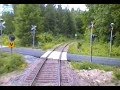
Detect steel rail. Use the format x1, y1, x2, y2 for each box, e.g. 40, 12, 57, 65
30, 43, 69, 86
58, 43, 69, 86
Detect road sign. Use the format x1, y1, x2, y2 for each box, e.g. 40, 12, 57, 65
9, 35, 15, 42
9, 42, 15, 48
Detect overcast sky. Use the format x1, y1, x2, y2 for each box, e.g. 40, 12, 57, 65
60, 4, 88, 11
0, 4, 88, 16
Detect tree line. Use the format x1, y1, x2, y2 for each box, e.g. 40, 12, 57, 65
2, 4, 120, 47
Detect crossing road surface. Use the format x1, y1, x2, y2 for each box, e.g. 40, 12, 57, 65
1, 46, 120, 66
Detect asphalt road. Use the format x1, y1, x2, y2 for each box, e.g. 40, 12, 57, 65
1, 47, 120, 66
1, 47, 45, 58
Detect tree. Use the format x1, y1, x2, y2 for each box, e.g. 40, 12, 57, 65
55, 4, 64, 35
44, 4, 57, 35
14, 4, 43, 46
63, 8, 76, 38
2, 12, 15, 35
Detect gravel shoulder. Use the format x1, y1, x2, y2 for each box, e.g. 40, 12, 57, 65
68, 62, 120, 86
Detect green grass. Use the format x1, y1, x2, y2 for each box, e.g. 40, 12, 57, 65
71, 61, 120, 80
40, 42, 61, 50
68, 41, 120, 58
39, 35, 70, 50
0, 53, 27, 75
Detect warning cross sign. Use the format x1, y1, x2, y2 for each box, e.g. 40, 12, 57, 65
9, 42, 15, 48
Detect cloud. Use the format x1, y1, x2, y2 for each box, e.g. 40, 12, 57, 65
61, 4, 88, 11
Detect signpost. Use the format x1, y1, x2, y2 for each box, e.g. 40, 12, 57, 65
9, 34, 15, 55
90, 21, 94, 62
31, 25, 37, 48
109, 23, 114, 56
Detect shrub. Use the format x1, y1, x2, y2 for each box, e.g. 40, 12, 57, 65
0, 53, 27, 75
2, 35, 9, 46
38, 33, 54, 43
113, 68, 120, 80
69, 41, 120, 58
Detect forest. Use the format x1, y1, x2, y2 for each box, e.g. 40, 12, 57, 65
1, 4, 120, 57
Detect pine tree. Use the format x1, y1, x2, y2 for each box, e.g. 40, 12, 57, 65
14, 4, 43, 46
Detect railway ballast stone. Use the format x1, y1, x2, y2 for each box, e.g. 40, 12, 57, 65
74, 69, 113, 86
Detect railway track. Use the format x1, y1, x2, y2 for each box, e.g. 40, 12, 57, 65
20, 43, 70, 86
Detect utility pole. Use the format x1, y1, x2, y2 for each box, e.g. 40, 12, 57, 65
31, 25, 37, 48
109, 23, 114, 56
90, 21, 94, 62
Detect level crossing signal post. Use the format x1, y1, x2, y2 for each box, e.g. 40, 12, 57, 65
109, 23, 114, 56
90, 21, 94, 62
31, 25, 37, 48
9, 35, 15, 55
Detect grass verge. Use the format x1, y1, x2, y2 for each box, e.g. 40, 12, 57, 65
0, 53, 27, 76
68, 41, 120, 58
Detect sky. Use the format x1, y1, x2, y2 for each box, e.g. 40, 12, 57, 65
60, 4, 88, 11
0, 4, 88, 16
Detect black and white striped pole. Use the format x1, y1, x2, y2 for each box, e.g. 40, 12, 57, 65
109, 23, 114, 56
31, 25, 37, 48
90, 21, 94, 62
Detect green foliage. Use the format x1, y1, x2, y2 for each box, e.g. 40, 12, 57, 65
0, 53, 27, 75
14, 4, 44, 46
69, 41, 120, 58
113, 68, 120, 80
2, 12, 15, 35
71, 61, 120, 80
77, 42, 82, 49
44, 4, 57, 34
2, 35, 20, 47
63, 8, 76, 38
69, 42, 79, 54
38, 33, 54, 43
41, 42, 56, 50
38, 33, 68, 50
2, 35, 9, 46
86, 4, 120, 45
1, 4, 120, 48
71, 61, 113, 70
111, 45, 120, 56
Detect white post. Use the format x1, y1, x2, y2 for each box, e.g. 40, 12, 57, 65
31, 25, 36, 48
33, 32, 35, 48
90, 22, 94, 62
110, 27, 113, 56
109, 23, 114, 56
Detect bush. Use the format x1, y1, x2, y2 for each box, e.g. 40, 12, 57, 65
69, 41, 120, 58
54, 35, 67, 42
38, 34, 68, 50
2, 35, 9, 46
0, 53, 27, 75
41, 42, 55, 50
38, 33, 54, 43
